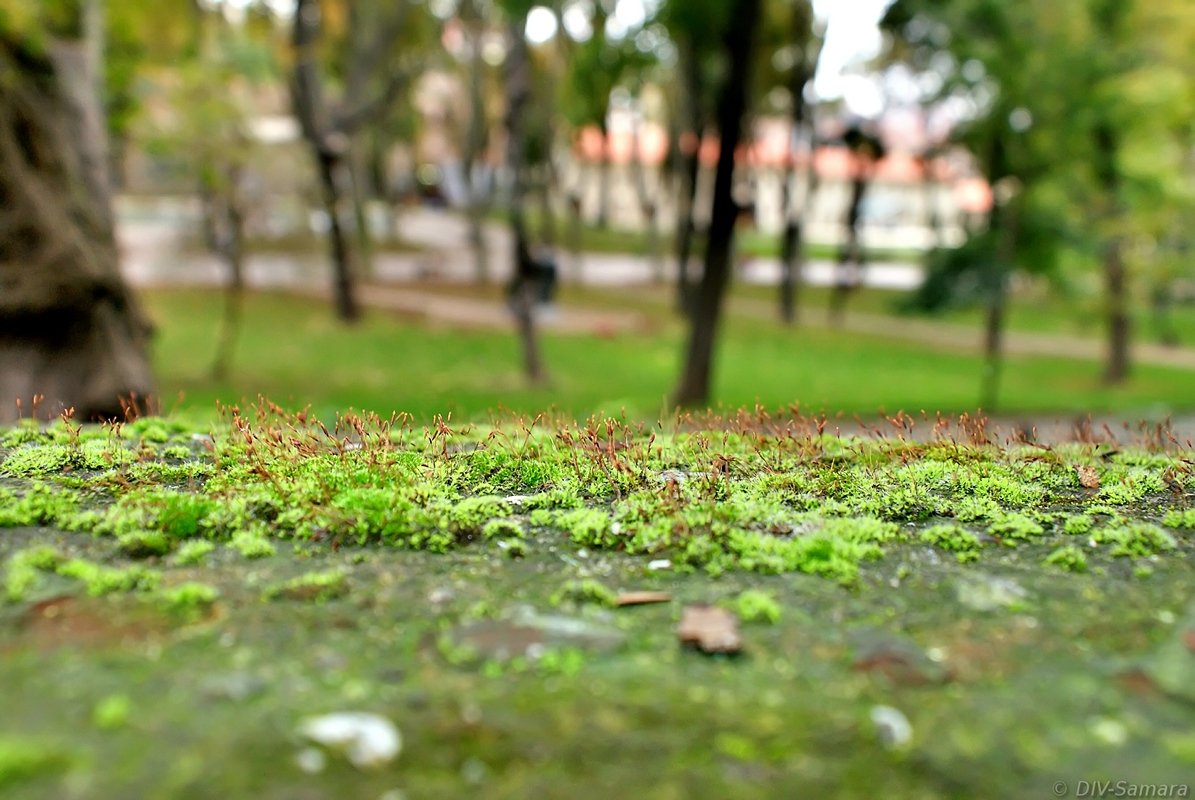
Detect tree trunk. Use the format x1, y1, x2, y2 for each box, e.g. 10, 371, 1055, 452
1094, 123, 1129, 384
980, 139, 1015, 413
504, 17, 548, 386
316, 148, 361, 322
777, 0, 817, 325
595, 116, 611, 230
463, 21, 491, 284
0, 29, 154, 422
829, 170, 867, 326
201, 167, 246, 381
672, 0, 761, 407
674, 36, 704, 315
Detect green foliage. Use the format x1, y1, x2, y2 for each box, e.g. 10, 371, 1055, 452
731, 589, 781, 624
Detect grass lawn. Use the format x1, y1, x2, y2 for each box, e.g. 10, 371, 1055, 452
144, 288, 1195, 423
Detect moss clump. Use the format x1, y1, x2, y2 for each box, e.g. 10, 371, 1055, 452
1161, 509, 1195, 529
56, 559, 160, 597
551, 579, 618, 607
732, 589, 781, 624
482, 518, 524, 541
920, 524, 981, 553
0, 483, 78, 528
1045, 544, 1088, 573
557, 509, 617, 548
157, 582, 220, 617
0, 737, 72, 788
172, 540, 216, 566
117, 530, 173, 558
1094, 522, 1176, 558
92, 695, 132, 730
1, 440, 134, 477
263, 569, 348, 602
986, 513, 1045, 543
229, 530, 276, 560
1062, 514, 1095, 535
3, 546, 62, 602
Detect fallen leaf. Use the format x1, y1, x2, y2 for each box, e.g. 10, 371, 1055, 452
616, 591, 672, 607
678, 605, 742, 655
1076, 465, 1100, 489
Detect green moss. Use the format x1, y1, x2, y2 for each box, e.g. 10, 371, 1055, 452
172, 540, 216, 566
732, 589, 781, 624
117, 530, 173, 558
482, 518, 524, 540
551, 578, 618, 607
0, 483, 79, 528
986, 513, 1045, 543
4, 546, 62, 602
1094, 522, 1177, 558
263, 568, 348, 602
920, 524, 981, 553
0, 737, 71, 788
1044, 544, 1088, 573
557, 508, 617, 548
92, 694, 132, 730
229, 530, 276, 560
158, 582, 220, 616
1161, 509, 1195, 529
56, 559, 160, 596
1, 439, 134, 477
1062, 514, 1095, 535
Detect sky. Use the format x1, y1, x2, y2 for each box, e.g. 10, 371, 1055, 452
813, 0, 897, 116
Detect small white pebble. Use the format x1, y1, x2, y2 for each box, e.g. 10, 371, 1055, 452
648, 559, 672, 571
294, 747, 326, 774
299, 712, 401, 769
870, 705, 913, 749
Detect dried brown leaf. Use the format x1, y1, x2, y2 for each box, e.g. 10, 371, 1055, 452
677, 605, 742, 655
1076, 465, 1100, 489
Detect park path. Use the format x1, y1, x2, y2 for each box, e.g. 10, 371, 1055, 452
117, 203, 1195, 369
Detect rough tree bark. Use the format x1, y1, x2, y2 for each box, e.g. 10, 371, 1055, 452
503, 16, 548, 385
672, 0, 761, 407
0, 22, 154, 422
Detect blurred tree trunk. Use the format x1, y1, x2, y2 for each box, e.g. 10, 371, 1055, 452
777, 0, 818, 325
980, 138, 1014, 412
504, 15, 548, 385
673, 36, 704, 315
200, 165, 247, 381
0, 20, 154, 421
1094, 122, 1129, 384
673, 0, 761, 407
290, 0, 412, 323
461, 0, 491, 284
